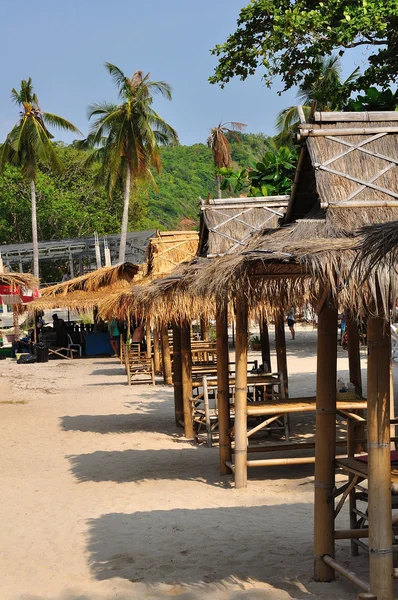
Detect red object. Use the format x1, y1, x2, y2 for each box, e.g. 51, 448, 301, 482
0, 284, 39, 305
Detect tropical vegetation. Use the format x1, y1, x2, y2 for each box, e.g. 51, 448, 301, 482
81, 64, 178, 262
0, 78, 80, 276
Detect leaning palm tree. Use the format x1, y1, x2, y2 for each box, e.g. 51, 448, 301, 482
275, 55, 360, 144
207, 122, 246, 198
83, 64, 178, 263
0, 78, 80, 277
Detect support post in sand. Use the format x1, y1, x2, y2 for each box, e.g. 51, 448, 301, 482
172, 323, 183, 427
216, 302, 231, 475
200, 316, 210, 342
367, 312, 393, 600
314, 295, 338, 582
160, 324, 172, 385
275, 311, 289, 440
347, 312, 365, 455
181, 321, 194, 440
153, 326, 161, 374
145, 320, 152, 360
234, 296, 248, 488
259, 316, 271, 372
347, 313, 362, 395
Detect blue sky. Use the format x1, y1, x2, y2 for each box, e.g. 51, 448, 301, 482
0, 0, 372, 146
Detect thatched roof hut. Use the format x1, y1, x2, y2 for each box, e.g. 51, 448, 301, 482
145, 230, 198, 277
193, 112, 398, 316
0, 271, 39, 290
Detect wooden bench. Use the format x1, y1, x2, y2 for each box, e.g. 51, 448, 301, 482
125, 343, 155, 386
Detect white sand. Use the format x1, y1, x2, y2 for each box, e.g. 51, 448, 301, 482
0, 325, 387, 600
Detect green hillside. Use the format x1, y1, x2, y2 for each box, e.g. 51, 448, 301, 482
0, 132, 271, 245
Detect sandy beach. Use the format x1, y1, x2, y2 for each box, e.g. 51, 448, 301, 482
0, 325, 388, 600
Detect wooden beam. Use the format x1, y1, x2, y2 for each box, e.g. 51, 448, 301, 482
172, 324, 183, 427
367, 310, 393, 600
259, 317, 271, 372
234, 296, 248, 488
153, 325, 161, 374
181, 321, 194, 440
216, 302, 232, 475
314, 296, 338, 582
160, 324, 172, 385
314, 111, 398, 123
300, 126, 398, 137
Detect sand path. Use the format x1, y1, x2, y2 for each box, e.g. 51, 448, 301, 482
0, 326, 381, 600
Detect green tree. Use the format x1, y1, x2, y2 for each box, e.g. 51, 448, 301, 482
207, 122, 246, 198
210, 0, 397, 94
248, 145, 298, 196
83, 64, 178, 263
345, 86, 398, 111
275, 55, 359, 145
0, 78, 80, 277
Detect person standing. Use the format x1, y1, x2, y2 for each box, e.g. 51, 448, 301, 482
108, 319, 120, 357
287, 308, 296, 340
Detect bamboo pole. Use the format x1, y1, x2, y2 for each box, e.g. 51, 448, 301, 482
153, 325, 161, 374
145, 320, 151, 360
216, 302, 232, 475
181, 321, 194, 440
200, 316, 210, 342
172, 323, 183, 427
314, 297, 338, 582
275, 311, 289, 440
347, 313, 365, 455
160, 324, 172, 385
367, 313, 393, 600
234, 296, 248, 489
322, 555, 370, 592
259, 317, 271, 372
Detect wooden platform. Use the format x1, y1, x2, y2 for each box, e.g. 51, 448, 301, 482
246, 398, 367, 417
337, 456, 398, 492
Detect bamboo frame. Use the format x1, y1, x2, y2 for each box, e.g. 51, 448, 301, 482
216, 302, 232, 475
275, 311, 289, 441
160, 324, 172, 385
367, 311, 393, 600
314, 297, 338, 582
234, 296, 248, 488
145, 320, 151, 360
172, 323, 183, 427
153, 326, 161, 374
181, 321, 194, 440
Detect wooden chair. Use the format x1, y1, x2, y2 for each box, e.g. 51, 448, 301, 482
125, 342, 155, 386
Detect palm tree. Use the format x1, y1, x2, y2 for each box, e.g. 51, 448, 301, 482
83, 64, 178, 263
275, 55, 359, 144
0, 79, 80, 278
207, 122, 246, 198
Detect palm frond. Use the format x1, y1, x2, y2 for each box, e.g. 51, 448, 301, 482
43, 113, 82, 135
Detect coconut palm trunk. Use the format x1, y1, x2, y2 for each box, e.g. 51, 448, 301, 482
30, 180, 39, 278
216, 174, 222, 199
119, 165, 131, 263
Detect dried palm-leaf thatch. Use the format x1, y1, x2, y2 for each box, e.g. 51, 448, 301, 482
145, 230, 198, 277
0, 271, 39, 289
41, 263, 139, 297
355, 221, 398, 276
193, 113, 398, 318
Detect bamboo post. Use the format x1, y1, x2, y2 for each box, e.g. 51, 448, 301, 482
259, 317, 272, 372
314, 296, 338, 582
172, 323, 183, 427
367, 313, 393, 600
145, 320, 151, 360
347, 313, 365, 453
153, 325, 161, 374
160, 324, 172, 385
216, 302, 232, 475
275, 311, 289, 440
200, 316, 210, 342
235, 296, 248, 489
181, 321, 194, 440
203, 375, 212, 447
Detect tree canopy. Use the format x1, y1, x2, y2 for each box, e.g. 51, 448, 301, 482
210, 0, 397, 93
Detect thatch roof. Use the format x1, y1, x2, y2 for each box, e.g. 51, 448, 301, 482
145, 230, 198, 276
41, 263, 139, 297
356, 221, 398, 275
192, 112, 398, 317
198, 196, 289, 257
0, 271, 39, 289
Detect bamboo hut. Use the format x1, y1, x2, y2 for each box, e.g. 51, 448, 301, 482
145, 230, 199, 277
192, 111, 398, 599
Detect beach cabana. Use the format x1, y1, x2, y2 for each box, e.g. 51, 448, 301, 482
193, 111, 398, 599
